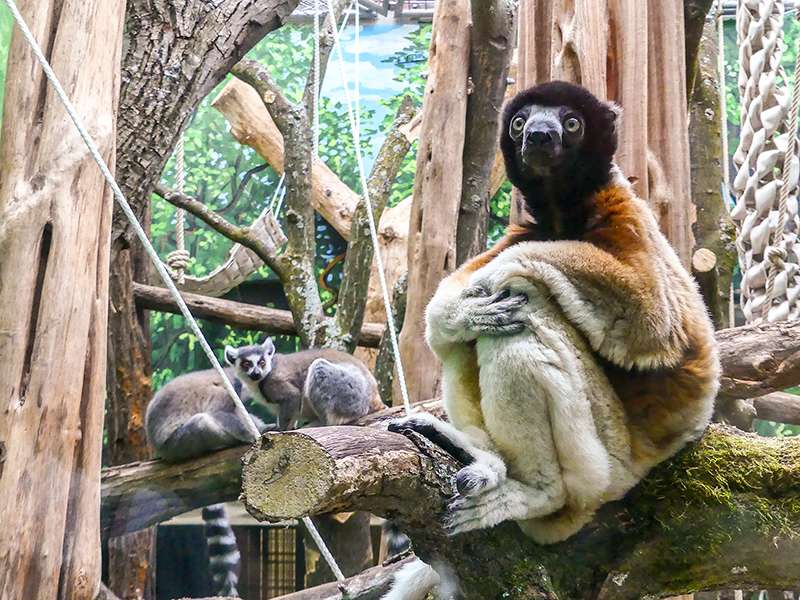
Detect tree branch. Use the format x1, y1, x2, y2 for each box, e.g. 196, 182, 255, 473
753, 391, 800, 426
240, 424, 800, 598
234, 60, 327, 345
717, 320, 800, 401
456, 0, 517, 265
100, 322, 800, 539
334, 97, 416, 349
302, 0, 350, 122
153, 183, 287, 278
132, 283, 384, 347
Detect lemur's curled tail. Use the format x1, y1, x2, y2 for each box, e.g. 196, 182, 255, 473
202, 504, 241, 597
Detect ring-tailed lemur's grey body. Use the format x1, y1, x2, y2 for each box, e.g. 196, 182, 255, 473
146, 338, 383, 596
224, 338, 384, 430
145, 367, 269, 598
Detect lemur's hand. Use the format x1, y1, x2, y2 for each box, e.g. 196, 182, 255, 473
446, 286, 528, 341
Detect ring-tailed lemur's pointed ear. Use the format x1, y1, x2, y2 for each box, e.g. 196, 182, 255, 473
224, 345, 237, 366
262, 337, 276, 355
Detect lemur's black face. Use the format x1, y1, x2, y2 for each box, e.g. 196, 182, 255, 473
507, 104, 586, 176
500, 81, 619, 191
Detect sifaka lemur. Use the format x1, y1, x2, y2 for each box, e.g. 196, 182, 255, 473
224, 337, 384, 430
383, 81, 720, 599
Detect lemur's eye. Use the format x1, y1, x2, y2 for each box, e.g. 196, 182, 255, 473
258, 359, 266, 368
241, 360, 251, 369
510, 116, 526, 137
564, 117, 581, 133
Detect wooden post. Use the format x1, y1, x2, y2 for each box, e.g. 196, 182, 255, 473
0, 0, 124, 597
647, 0, 694, 264
396, 0, 471, 403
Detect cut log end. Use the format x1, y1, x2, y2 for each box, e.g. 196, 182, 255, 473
241, 431, 336, 521
692, 247, 717, 273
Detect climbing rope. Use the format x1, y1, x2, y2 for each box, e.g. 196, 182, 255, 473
731, 0, 800, 323
324, 0, 414, 415
765, 14, 800, 317
167, 134, 190, 284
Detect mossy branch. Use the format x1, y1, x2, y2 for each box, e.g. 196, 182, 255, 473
240, 424, 800, 599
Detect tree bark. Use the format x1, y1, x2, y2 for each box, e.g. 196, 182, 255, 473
107, 2, 297, 596
456, 0, 516, 264
397, 0, 471, 403
240, 424, 800, 599
647, 0, 694, 264
684, 0, 715, 96
689, 18, 736, 329
132, 283, 384, 348
753, 392, 800, 426
0, 0, 124, 597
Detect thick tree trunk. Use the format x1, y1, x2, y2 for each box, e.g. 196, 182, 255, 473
0, 0, 124, 597
689, 19, 736, 329
397, 0, 471, 403
106, 2, 297, 595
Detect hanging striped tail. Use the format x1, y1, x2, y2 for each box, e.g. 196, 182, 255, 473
202, 503, 241, 597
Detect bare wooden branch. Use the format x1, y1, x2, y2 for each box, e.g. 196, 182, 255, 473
398, 0, 471, 403
212, 78, 358, 238
153, 183, 287, 278
271, 556, 415, 600
240, 424, 800, 598
132, 283, 384, 347
684, 0, 715, 95
753, 391, 800, 426
101, 446, 247, 538
232, 60, 326, 345
302, 0, 349, 121
335, 97, 416, 348
375, 274, 408, 404
456, 0, 517, 265
717, 320, 800, 401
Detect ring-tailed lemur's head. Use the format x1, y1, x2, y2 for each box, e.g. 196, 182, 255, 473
224, 338, 276, 382
500, 81, 621, 184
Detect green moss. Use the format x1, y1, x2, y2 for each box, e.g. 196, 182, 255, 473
635, 427, 800, 550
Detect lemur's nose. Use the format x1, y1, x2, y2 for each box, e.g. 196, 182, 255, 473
528, 130, 552, 146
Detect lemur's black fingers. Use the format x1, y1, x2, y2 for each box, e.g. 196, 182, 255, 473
388, 417, 475, 466
462, 284, 491, 299
455, 467, 491, 497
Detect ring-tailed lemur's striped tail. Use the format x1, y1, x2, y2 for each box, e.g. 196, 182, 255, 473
202, 504, 241, 597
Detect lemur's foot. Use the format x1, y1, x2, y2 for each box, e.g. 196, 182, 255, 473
388, 412, 475, 466
444, 483, 528, 536
389, 412, 507, 497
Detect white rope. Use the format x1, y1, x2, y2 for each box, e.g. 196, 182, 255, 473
312, 0, 321, 158
324, 0, 413, 414
2, 0, 261, 441
302, 515, 346, 584
354, 1, 360, 134
167, 134, 190, 283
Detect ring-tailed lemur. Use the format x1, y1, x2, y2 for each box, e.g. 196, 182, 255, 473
224, 337, 384, 430
145, 366, 270, 598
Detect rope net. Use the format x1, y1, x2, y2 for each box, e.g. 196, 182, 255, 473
732, 0, 800, 322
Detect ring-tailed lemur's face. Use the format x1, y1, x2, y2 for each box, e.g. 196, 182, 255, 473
224, 338, 276, 382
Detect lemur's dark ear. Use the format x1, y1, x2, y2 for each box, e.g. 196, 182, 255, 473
262, 337, 276, 355
224, 345, 237, 366
606, 101, 623, 124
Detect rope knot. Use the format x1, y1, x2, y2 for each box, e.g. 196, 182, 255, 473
167, 249, 191, 272
765, 245, 788, 267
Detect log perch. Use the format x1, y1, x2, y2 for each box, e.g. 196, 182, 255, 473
240, 425, 800, 599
